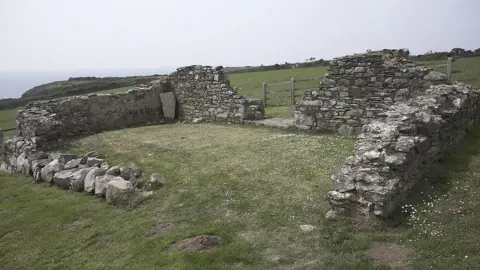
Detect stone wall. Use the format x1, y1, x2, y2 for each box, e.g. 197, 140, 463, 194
12, 66, 264, 149
16, 80, 172, 146
169, 65, 264, 123
327, 82, 480, 218
0, 135, 159, 208
293, 49, 449, 135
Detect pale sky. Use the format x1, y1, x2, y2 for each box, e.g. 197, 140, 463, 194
1, 0, 479, 72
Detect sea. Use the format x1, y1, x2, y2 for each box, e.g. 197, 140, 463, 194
0, 68, 176, 99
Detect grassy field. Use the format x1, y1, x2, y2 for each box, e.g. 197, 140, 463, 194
2, 123, 480, 269
0, 107, 20, 136
228, 66, 328, 107
416, 57, 480, 89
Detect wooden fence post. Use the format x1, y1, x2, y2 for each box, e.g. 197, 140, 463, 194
447, 57, 453, 80
0, 129, 4, 155
262, 82, 267, 108
290, 78, 296, 105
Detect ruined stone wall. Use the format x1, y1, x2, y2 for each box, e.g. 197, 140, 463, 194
294, 49, 450, 135
16, 80, 172, 146
169, 65, 264, 123
328, 82, 480, 218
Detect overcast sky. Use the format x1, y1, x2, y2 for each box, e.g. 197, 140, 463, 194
1, 0, 479, 72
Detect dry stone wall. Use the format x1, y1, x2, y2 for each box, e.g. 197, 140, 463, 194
16, 80, 172, 147
294, 49, 449, 135
169, 65, 264, 123
327, 82, 480, 218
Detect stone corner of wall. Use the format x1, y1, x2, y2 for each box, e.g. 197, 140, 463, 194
326, 82, 480, 219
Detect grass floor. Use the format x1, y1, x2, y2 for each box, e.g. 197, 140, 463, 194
2, 123, 480, 269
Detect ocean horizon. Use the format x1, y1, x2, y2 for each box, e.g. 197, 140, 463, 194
0, 67, 176, 99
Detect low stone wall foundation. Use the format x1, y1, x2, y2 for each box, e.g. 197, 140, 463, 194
327, 82, 480, 218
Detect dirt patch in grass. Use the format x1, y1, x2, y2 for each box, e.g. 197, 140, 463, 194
144, 223, 174, 237
366, 242, 413, 268
167, 235, 221, 253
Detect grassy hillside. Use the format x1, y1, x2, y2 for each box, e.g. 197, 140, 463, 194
228, 66, 328, 107
0, 107, 20, 136
1, 123, 480, 269
0, 75, 164, 110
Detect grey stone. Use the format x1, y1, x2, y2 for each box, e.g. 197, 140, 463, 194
86, 158, 103, 167
354, 66, 365, 73
84, 151, 101, 158
160, 92, 176, 120
106, 178, 153, 208
149, 173, 166, 190
58, 154, 78, 164
192, 118, 203, 124
53, 169, 78, 189
119, 163, 142, 180
105, 178, 135, 206
106, 166, 121, 176
27, 151, 48, 162
84, 168, 107, 193
40, 159, 65, 183
94, 175, 117, 197
424, 71, 447, 81
64, 158, 83, 170
70, 168, 95, 192
32, 159, 51, 182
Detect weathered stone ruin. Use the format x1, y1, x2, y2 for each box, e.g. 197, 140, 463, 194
170, 65, 265, 123
293, 49, 449, 135
308, 50, 480, 218
327, 82, 479, 218
1, 65, 264, 208
2, 50, 479, 219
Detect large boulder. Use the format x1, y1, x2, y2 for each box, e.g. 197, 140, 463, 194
119, 163, 142, 180
48, 153, 77, 164
53, 169, 79, 189
86, 158, 103, 167
148, 173, 166, 190
40, 160, 65, 183
16, 153, 31, 176
84, 168, 107, 194
106, 178, 152, 208
0, 162, 11, 174
106, 166, 121, 176
94, 175, 117, 197
64, 157, 87, 170
70, 168, 95, 192
32, 159, 51, 182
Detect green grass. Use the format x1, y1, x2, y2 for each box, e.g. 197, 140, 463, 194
88, 86, 133, 95
228, 66, 328, 107
2, 123, 480, 269
0, 107, 21, 136
415, 57, 480, 89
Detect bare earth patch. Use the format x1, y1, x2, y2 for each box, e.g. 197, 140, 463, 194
144, 223, 174, 237
167, 235, 221, 253
366, 242, 414, 268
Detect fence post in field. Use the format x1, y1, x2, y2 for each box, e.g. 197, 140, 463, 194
262, 82, 267, 108
290, 78, 296, 105
446, 57, 453, 80
0, 129, 4, 155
